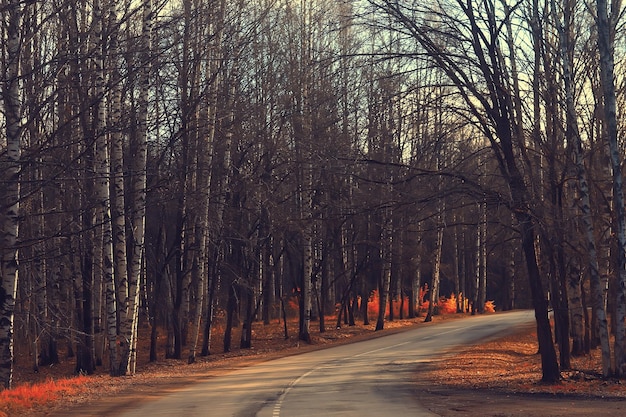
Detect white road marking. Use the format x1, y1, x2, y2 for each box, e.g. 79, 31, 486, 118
271, 322, 499, 416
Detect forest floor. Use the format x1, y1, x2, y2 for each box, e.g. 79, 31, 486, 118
10, 312, 626, 417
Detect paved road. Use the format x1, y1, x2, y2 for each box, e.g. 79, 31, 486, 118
115, 310, 535, 417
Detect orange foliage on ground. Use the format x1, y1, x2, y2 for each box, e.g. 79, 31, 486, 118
421, 295, 456, 315
286, 295, 300, 317
367, 290, 380, 317
368, 289, 472, 318
484, 300, 496, 313
0, 375, 90, 416
437, 295, 458, 315
423, 294, 495, 314
367, 290, 409, 318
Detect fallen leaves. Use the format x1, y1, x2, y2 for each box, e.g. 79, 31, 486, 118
420, 325, 626, 399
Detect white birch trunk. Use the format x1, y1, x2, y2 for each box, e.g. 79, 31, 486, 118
200, 7, 225, 355
107, 4, 131, 376
478, 198, 487, 312
473, 204, 481, 314
0, 0, 22, 390
299, 79, 314, 340
188, 0, 219, 363
553, 0, 604, 362
187, 87, 211, 365
92, 0, 118, 376
127, 0, 153, 375
596, 0, 626, 376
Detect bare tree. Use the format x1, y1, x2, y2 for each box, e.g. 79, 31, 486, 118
596, 0, 626, 376
553, 0, 609, 371
126, 0, 153, 375
0, 0, 22, 390
370, 0, 560, 381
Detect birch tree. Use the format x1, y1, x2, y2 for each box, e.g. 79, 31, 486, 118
596, 0, 626, 376
0, 0, 22, 390
425, 153, 444, 322
106, 1, 134, 377
90, 0, 118, 376
122, 0, 153, 375
282, 0, 314, 342
554, 0, 609, 370
187, 0, 215, 364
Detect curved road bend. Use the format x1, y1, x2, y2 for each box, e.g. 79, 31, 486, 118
114, 310, 535, 417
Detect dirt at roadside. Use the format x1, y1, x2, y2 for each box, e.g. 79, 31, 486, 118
414, 325, 626, 416
414, 385, 626, 417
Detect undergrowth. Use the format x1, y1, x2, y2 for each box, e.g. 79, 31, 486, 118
0, 375, 90, 416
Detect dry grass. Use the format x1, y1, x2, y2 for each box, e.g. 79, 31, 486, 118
0, 375, 91, 417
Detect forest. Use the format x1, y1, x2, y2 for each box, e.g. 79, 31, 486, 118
0, 0, 625, 390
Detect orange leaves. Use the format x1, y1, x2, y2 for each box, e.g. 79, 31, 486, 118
368, 290, 471, 318
437, 295, 458, 315
484, 300, 496, 313
422, 293, 459, 315
367, 290, 380, 317
0, 375, 90, 415
364, 290, 495, 318
286, 295, 300, 317
367, 290, 409, 318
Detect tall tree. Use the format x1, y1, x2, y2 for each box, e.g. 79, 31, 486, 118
187, 0, 216, 364
107, 1, 132, 377
371, 0, 560, 382
596, 0, 626, 376
132, 0, 153, 373
425, 153, 445, 322
554, 0, 609, 370
0, 0, 22, 390
92, 0, 117, 376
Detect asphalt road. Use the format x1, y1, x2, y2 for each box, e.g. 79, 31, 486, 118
115, 310, 536, 417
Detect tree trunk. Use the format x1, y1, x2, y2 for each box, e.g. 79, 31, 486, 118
516, 208, 560, 382
91, 0, 119, 377
505, 221, 516, 311
376, 215, 392, 330
425, 209, 443, 322
300, 223, 313, 342
478, 199, 487, 313
240, 290, 255, 349
596, 0, 626, 376
0, 0, 21, 390
552, 0, 603, 362
568, 257, 585, 356
75, 258, 94, 375
201, 253, 220, 356
411, 223, 422, 318
223, 284, 237, 353
452, 216, 461, 313
122, 0, 152, 375
108, 4, 131, 376
427, 148, 445, 324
